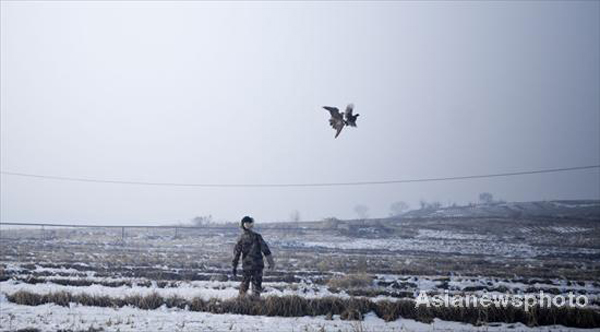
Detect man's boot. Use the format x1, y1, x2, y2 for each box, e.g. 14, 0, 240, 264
250, 291, 261, 300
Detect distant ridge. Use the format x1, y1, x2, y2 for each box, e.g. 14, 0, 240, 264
397, 200, 600, 220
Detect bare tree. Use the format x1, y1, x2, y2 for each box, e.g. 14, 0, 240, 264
289, 210, 301, 223
389, 201, 409, 216
430, 201, 442, 209
419, 200, 441, 210
354, 204, 369, 219
192, 215, 213, 226
479, 192, 494, 205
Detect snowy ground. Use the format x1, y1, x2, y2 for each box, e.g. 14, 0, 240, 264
1, 216, 599, 331
0, 296, 591, 332
3, 264, 599, 304
1, 263, 599, 331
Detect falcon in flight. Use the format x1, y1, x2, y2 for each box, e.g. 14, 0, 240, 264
322, 104, 359, 138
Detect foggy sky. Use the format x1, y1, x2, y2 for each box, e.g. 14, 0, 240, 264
1, 1, 599, 225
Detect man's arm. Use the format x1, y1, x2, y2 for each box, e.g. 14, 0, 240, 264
232, 238, 242, 275
259, 235, 275, 270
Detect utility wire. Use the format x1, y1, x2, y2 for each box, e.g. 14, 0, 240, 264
1, 165, 598, 188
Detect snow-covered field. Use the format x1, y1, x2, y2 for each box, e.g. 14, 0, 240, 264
2, 297, 592, 332
1, 216, 599, 331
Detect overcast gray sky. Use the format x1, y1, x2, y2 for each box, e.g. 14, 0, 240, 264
1, 1, 599, 225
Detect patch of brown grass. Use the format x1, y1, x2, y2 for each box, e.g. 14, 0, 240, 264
327, 273, 374, 290
6, 290, 600, 328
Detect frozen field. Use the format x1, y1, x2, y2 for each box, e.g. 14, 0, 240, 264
1, 214, 600, 331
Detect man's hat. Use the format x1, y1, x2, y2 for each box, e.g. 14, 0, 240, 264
240, 216, 254, 227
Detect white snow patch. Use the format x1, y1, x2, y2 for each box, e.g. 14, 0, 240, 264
0, 300, 591, 332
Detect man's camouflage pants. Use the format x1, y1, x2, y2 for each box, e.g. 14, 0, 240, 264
239, 268, 263, 296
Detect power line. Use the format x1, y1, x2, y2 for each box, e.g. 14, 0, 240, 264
1, 165, 598, 188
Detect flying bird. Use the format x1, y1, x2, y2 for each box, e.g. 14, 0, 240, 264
323, 106, 346, 138
322, 104, 359, 138
344, 103, 359, 127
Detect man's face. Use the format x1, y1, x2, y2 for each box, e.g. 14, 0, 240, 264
244, 221, 254, 229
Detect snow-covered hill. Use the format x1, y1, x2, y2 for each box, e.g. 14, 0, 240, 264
398, 200, 600, 220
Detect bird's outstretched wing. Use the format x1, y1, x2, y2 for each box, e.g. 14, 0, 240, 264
323, 105, 346, 138
323, 106, 343, 121
334, 124, 344, 138
344, 104, 354, 117
344, 103, 359, 127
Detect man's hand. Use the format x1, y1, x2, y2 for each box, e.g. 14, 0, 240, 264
266, 255, 275, 271
232, 267, 237, 277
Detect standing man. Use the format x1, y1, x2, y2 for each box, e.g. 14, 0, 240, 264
232, 216, 275, 298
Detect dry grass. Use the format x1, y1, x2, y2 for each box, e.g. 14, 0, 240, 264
7, 290, 600, 328
7, 276, 159, 288
327, 273, 374, 289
